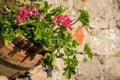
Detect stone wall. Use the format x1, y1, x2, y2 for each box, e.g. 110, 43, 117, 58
0, 0, 120, 80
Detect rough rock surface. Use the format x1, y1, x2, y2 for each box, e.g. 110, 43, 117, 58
0, 0, 120, 80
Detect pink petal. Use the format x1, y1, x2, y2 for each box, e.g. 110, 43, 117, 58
22, 13, 28, 18
26, 5, 30, 10
28, 11, 33, 17
32, 6, 39, 15
19, 7, 26, 16
16, 16, 23, 25
38, 14, 44, 19
66, 25, 72, 31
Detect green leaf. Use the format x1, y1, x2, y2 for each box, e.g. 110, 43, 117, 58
42, 54, 56, 67
63, 56, 78, 79
37, 1, 52, 13
63, 67, 76, 79
3, 28, 15, 45
84, 44, 91, 52
63, 56, 78, 67
84, 44, 93, 59
78, 10, 90, 27
71, 56, 78, 67
15, 28, 24, 37
63, 57, 70, 65
1, 18, 15, 45
10, 8, 18, 15
72, 40, 79, 47
50, 6, 67, 16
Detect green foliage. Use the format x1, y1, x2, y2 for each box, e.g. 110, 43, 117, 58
50, 6, 67, 16
80, 44, 93, 62
78, 10, 90, 26
0, 15, 16, 45
36, 1, 52, 14
84, 44, 93, 59
15, 28, 24, 37
0, 1, 93, 79
41, 54, 56, 67
63, 56, 78, 79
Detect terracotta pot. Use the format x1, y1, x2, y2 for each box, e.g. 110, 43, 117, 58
0, 36, 45, 79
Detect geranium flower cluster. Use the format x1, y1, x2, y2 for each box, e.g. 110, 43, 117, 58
52, 15, 73, 31
16, 5, 44, 25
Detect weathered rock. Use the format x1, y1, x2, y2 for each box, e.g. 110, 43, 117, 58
0, 76, 9, 80
1, 0, 120, 80
90, 28, 120, 55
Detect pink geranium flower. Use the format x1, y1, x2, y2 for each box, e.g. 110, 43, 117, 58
16, 5, 44, 25
32, 6, 39, 15
19, 7, 27, 16
28, 11, 33, 17
52, 15, 73, 30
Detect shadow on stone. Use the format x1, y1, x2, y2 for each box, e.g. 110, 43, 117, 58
12, 72, 32, 80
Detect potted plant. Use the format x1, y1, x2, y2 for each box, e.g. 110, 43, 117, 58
0, 0, 93, 79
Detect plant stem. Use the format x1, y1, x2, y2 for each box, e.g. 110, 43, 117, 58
54, 27, 60, 32
71, 19, 79, 25
54, 26, 64, 33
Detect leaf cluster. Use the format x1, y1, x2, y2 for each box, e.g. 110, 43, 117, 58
63, 56, 78, 79
81, 44, 93, 62
78, 10, 90, 26
0, 1, 93, 79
